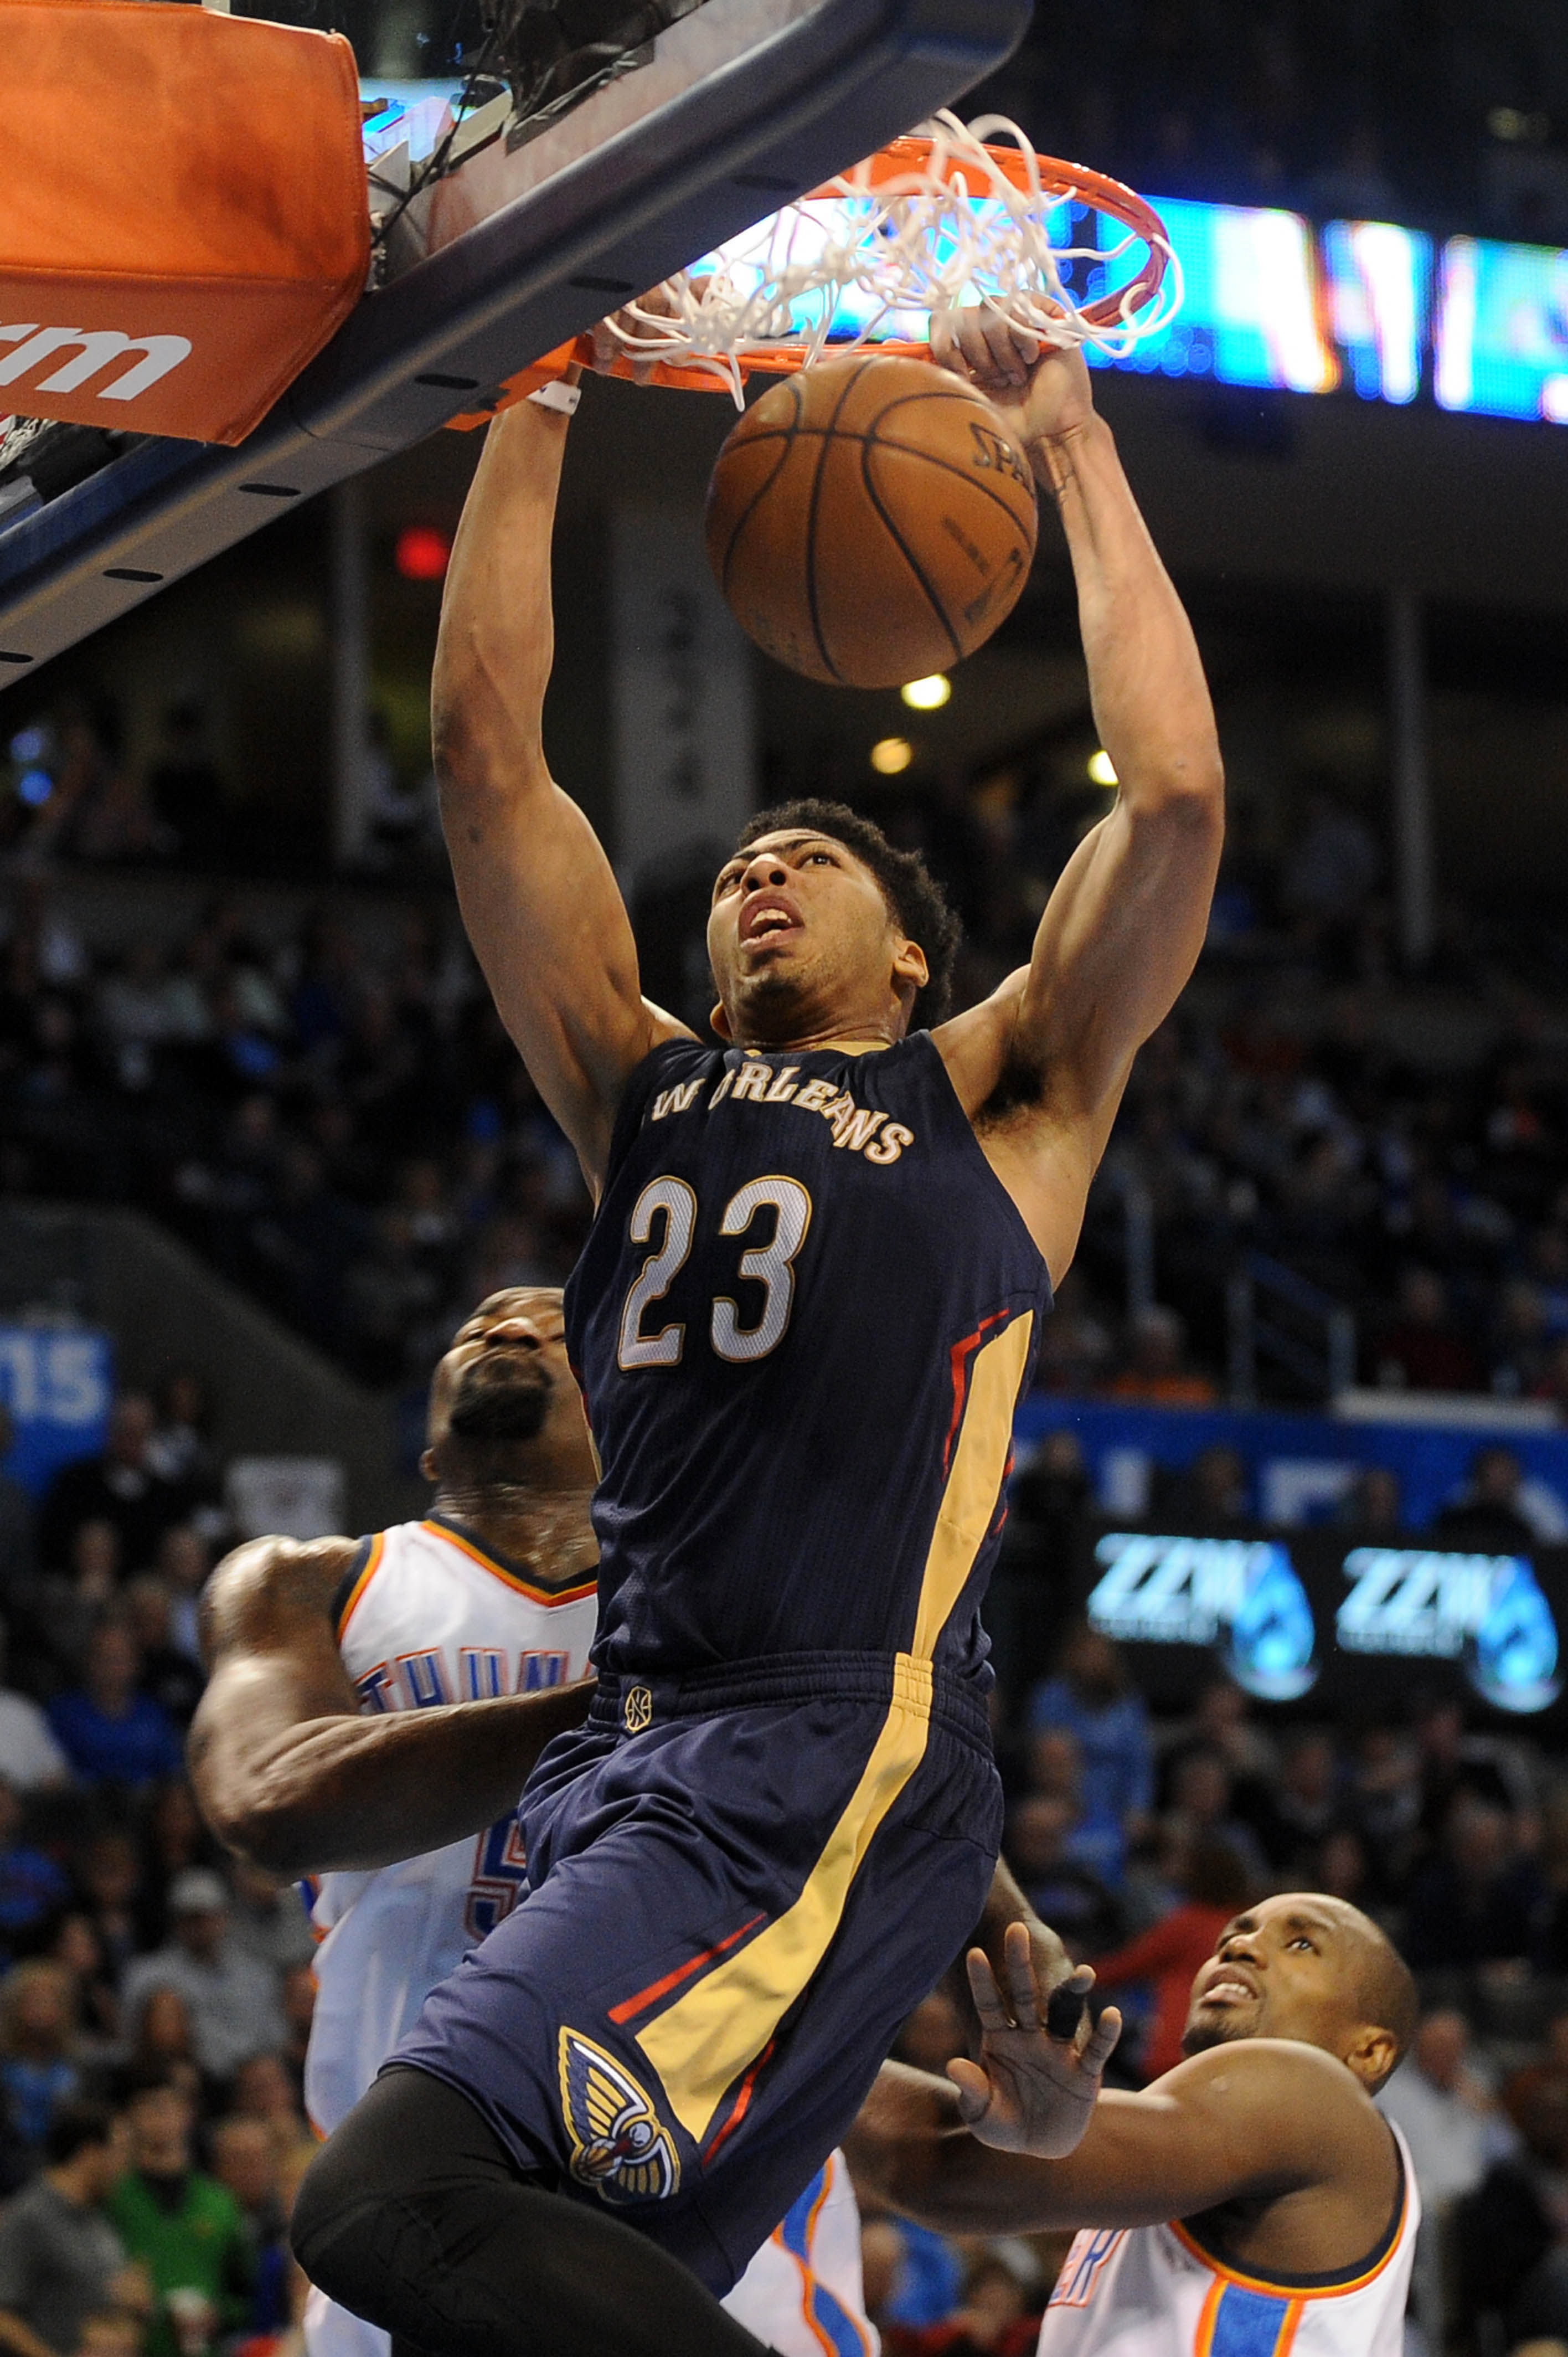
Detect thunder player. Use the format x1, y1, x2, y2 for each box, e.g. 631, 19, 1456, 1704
190, 1287, 883, 2357
293, 318, 1223, 2356
850, 1896, 1420, 2357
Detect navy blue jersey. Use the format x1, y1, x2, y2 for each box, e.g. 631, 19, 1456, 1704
564, 1031, 1051, 1686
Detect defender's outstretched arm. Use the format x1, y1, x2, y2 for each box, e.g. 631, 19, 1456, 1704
932, 329, 1223, 1275
189, 1537, 594, 1877
848, 2040, 1379, 2240
435, 392, 692, 1190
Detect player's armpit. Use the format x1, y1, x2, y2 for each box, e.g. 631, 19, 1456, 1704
189, 1536, 594, 1877
434, 397, 694, 1191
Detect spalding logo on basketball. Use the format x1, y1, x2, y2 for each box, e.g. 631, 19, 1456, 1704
704, 353, 1039, 689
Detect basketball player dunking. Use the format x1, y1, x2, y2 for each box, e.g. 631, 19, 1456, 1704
293, 318, 1219, 2356
849, 1896, 1420, 2357
192, 1287, 891, 2357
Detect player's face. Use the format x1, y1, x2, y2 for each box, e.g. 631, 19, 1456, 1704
706, 831, 926, 1044
427, 1289, 596, 1487
1182, 1894, 1370, 2062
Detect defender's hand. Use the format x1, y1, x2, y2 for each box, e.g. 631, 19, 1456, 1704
947, 1920, 1121, 2156
930, 307, 1096, 447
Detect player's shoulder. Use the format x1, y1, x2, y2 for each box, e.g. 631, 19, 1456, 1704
200, 1530, 363, 1658
1162, 2039, 1388, 2139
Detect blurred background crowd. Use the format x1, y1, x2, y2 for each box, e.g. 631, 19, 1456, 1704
0, 1345, 1556, 2357
8, 698, 1568, 1421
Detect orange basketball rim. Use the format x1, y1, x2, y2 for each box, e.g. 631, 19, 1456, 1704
448, 122, 1176, 425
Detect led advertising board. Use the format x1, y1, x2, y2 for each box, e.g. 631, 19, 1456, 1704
1079, 1525, 1567, 1716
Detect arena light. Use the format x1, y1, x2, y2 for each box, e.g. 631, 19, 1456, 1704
1088, 748, 1118, 786
870, 737, 914, 775
394, 526, 451, 581
900, 674, 951, 711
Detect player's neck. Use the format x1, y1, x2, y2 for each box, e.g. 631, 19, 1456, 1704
431, 1481, 598, 1593
730, 1015, 902, 1054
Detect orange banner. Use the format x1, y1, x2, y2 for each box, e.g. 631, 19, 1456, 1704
0, 0, 369, 446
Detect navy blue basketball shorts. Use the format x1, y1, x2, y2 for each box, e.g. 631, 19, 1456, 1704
391, 1650, 1002, 2294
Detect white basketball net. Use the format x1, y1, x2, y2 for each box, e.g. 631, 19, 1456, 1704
595, 111, 1182, 402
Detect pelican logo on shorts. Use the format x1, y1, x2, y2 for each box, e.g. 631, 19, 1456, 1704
0, 324, 193, 405
622, 1684, 653, 1733
556, 2029, 680, 2203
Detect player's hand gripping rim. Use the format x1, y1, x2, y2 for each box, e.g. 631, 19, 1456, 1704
947, 1919, 1121, 2157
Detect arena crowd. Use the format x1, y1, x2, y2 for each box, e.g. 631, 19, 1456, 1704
0, 1370, 1550, 2355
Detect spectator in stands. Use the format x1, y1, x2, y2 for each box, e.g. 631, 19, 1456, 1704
225, 2056, 313, 2178
890, 2252, 1036, 2357
1335, 1466, 1405, 1533
0, 2099, 145, 2357
45, 1918, 119, 2059
1091, 1836, 1252, 2083
49, 1520, 120, 1664
0, 1965, 81, 2159
1412, 1692, 1537, 1843
1457, 2062, 1568, 2348
208, 2119, 291, 2336
1156, 1444, 1250, 1527
123, 1989, 202, 2111
1313, 1825, 1376, 1913
1404, 1798, 1548, 1972
1005, 1796, 1125, 1957
136, 1784, 221, 1954
152, 1532, 209, 1671
1027, 1625, 1152, 1887
0, 1787, 68, 1959
1259, 1730, 1343, 1877
120, 1872, 283, 2087
277, 1968, 313, 2103
1161, 1749, 1270, 1890
1345, 1725, 1421, 1887
47, 1623, 182, 1790
121, 1581, 202, 1730
38, 1398, 188, 1578
1105, 1306, 1217, 1406
145, 1378, 218, 1502
73, 1835, 142, 1990
1434, 1445, 1566, 1551
224, 1864, 312, 1981
1375, 1267, 1484, 1393
1162, 1674, 1276, 1794
0, 1413, 37, 1608
1028, 1275, 1114, 1396
1380, 2009, 1502, 2353
0, 1630, 69, 1793
107, 2069, 251, 2357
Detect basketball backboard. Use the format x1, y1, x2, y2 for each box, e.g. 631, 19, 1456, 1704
0, 0, 1030, 679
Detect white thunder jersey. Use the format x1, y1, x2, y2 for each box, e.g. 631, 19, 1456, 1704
303, 1515, 597, 2357
301, 1513, 877, 2357
1038, 2124, 1417, 2357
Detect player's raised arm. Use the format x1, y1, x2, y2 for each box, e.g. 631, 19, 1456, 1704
930, 323, 1223, 1277
189, 1537, 594, 1877
434, 389, 693, 1189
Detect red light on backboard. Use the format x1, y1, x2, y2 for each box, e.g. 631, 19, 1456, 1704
395, 526, 451, 581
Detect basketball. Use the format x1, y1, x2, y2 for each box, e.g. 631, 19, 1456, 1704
704, 353, 1039, 688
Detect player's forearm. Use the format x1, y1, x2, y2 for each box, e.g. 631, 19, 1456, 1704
1028, 414, 1222, 820
197, 1681, 594, 1875
854, 2064, 1269, 2238
432, 399, 571, 799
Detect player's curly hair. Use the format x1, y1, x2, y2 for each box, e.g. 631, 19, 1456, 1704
733, 799, 963, 1031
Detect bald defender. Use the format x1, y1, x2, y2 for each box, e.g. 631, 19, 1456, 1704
850, 1892, 1420, 2357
